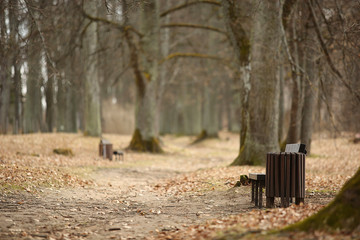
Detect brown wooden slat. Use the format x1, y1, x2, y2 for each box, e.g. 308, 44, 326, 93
286, 153, 291, 200
291, 153, 296, 197
303, 153, 306, 197
275, 153, 280, 196
271, 153, 275, 196
280, 153, 285, 198
266, 153, 269, 196
297, 153, 301, 198
302, 154, 305, 198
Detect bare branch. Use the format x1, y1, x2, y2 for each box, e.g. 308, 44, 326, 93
24, 0, 58, 75
160, 52, 230, 65
161, 23, 227, 36
81, 7, 143, 37
307, 0, 360, 103
160, 0, 221, 18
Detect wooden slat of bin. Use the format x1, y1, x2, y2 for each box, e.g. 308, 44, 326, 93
291, 153, 296, 196
271, 153, 275, 196
296, 154, 300, 198
275, 153, 279, 196
286, 153, 291, 199
266, 153, 269, 196
280, 153, 285, 197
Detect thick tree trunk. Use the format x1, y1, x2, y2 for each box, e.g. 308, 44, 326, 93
221, 0, 252, 162
128, 0, 162, 152
56, 77, 66, 132
286, 166, 360, 232
236, 1, 282, 165
23, 45, 44, 134
202, 77, 219, 138
45, 66, 55, 132
286, 14, 303, 144
13, 61, 22, 134
0, 2, 10, 134
300, 28, 319, 154
278, 62, 285, 143
0, 70, 10, 134
83, 1, 101, 137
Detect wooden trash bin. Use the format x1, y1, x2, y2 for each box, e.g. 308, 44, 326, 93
266, 152, 305, 208
99, 139, 113, 160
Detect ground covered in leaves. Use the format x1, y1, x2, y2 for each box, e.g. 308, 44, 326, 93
0, 132, 359, 239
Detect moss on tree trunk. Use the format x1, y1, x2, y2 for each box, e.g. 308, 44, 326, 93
285, 167, 360, 232
231, 139, 265, 166
128, 129, 163, 153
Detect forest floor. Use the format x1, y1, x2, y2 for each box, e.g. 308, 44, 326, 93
0, 132, 360, 240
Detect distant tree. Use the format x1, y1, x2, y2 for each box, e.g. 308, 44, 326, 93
83, 1, 102, 137
127, 0, 163, 152
0, 1, 11, 134
23, 35, 44, 133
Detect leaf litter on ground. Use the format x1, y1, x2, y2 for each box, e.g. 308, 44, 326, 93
1, 132, 360, 239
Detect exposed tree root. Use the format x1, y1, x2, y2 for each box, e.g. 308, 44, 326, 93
284, 167, 360, 232
128, 129, 163, 153
190, 130, 218, 145
230, 141, 265, 166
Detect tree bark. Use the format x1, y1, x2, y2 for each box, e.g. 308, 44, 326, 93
0, 2, 10, 134
236, 1, 282, 165
286, 10, 303, 144
23, 42, 44, 134
300, 26, 319, 155
221, 0, 252, 163
83, 1, 101, 137
128, 0, 163, 152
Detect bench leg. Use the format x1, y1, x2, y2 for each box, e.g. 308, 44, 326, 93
266, 197, 274, 208
251, 180, 255, 202
255, 181, 259, 207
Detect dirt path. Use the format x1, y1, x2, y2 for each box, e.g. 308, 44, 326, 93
0, 164, 252, 240
1, 133, 351, 240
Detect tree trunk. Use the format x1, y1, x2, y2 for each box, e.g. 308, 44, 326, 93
0, 2, 10, 134
201, 17, 220, 138
13, 60, 22, 134
56, 77, 66, 132
221, 0, 252, 162
83, 1, 101, 137
24, 44, 43, 134
128, 0, 162, 152
286, 12, 302, 144
286, 166, 360, 232
300, 28, 319, 154
45, 68, 55, 132
236, 1, 282, 165
278, 61, 285, 143
202, 77, 219, 138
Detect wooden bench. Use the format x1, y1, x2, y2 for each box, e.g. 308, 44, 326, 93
249, 173, 265, 208
113, 150, 124, 161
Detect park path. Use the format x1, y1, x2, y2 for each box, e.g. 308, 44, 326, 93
0, 138, 253, 240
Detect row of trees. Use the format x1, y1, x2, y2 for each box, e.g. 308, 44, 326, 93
0, 0, 359, 164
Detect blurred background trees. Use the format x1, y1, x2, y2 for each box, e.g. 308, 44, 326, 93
0, 0, 359, 158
